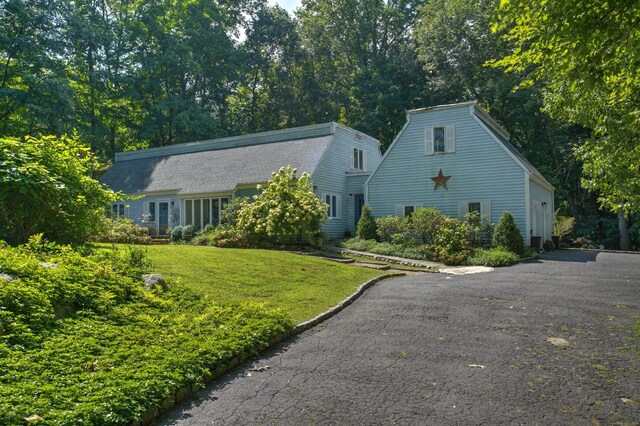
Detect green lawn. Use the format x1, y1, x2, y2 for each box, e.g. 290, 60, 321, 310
128, 245, 384, 323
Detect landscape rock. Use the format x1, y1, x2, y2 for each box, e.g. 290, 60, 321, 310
546, 337, 570, 348
0, 273, 15, 282
40, 262, 59, 269
143, 274, 167, 291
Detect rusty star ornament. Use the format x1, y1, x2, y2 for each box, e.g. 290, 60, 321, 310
431, 169, 451, 190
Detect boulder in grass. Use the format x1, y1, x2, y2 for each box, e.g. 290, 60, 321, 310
142, 274, 167, 291
0, 273, 14, 282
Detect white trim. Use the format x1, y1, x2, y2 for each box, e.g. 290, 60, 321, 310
524, 173, 531, 246
323, 193, 341, 219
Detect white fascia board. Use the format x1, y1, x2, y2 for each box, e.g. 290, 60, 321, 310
364, 112, 411, 188
470, 106, 529, 175
530, 172, 555, 192
524, 173, 531, 245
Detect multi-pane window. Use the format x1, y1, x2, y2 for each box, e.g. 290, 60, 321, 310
433, 126, 445, 153
353, 148, 365, 170
184, 197, 229, 228
325, 194, 339, 218
111, 203, 127, 218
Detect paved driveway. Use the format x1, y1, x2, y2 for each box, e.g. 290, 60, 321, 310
161, 251, 640, 425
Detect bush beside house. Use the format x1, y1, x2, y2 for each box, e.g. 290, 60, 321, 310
343, 207, 526, 266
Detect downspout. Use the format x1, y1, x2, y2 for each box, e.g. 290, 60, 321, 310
524, 173, 531, 246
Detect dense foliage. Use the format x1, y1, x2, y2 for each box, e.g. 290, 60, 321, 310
492, 0, 640, 249
466, 248, 519, 267
0, 240, 291, 424
492, 211, 524, 256
0, 0, 634, 249
236, 166, 328, 245
0, 135, 116, 245
91, 217, 151, 245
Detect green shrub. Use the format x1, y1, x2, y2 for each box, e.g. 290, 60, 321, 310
410, 207, 444, 245
0, 135, 117, 245
375, 216, 407, 243
236, 166, 328, 245
181, 225, 195, 242
418, 216, 472, 265
356, 205, 378, 240
221, 197, 249, 227
170, 225, 184, 242
466, 248, 519, 267
493, 211, 524, 255
465, 211, 494, 248
211, 228, 248, 248
92, 217, 151, 244
339, 237, 377, 252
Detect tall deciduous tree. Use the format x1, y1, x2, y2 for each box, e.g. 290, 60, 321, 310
414, 0, 590, 220
0, 0, 72, 136
297, 0, 429, 150
491, 0, 640, 249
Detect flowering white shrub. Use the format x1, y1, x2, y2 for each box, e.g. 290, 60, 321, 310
236, 166, 328, 244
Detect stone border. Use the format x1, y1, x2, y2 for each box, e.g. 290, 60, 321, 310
332, 247, 440, 269
130, 273, 404, 426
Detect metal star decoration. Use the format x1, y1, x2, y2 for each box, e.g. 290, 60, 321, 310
431, 169, 451, 190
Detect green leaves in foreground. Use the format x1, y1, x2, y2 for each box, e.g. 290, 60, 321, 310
0, 244, 292, 425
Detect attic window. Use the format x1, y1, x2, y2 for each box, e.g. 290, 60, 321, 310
425, 125, 456, 155
433, 127, 445, 153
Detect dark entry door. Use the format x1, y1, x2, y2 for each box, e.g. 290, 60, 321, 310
354, 194, 365, 226
159, 202, 169, 235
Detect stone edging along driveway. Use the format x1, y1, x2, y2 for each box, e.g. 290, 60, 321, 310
129, 272, 405, 426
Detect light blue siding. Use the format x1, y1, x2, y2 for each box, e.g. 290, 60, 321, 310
367, 104, 529, 237
120, 194, 182, 234
312, 126, 382, 238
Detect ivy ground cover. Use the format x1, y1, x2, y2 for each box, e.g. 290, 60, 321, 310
1, 243, 381, 424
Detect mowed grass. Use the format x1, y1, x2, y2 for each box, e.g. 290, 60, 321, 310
121, 245, 384, 323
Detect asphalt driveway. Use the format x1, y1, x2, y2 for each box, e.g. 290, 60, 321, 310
160, 251, 640, 425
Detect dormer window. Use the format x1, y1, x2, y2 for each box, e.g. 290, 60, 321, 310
425, 125, 455, 155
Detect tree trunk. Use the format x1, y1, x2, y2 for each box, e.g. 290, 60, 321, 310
617, 207, 630, 250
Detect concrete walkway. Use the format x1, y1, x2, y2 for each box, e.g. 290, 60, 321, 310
160, 250, 640, 425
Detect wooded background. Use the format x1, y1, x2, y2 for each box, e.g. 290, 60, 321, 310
1, 0, 637, 249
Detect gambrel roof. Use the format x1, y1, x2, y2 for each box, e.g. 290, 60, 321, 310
100, 124, 336, 195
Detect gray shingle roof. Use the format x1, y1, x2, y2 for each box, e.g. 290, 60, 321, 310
100, 135, 333, 195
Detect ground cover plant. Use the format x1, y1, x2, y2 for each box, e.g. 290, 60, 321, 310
0, 240, 292, 425
342, 208, 529, 266
116, 244, 383, 324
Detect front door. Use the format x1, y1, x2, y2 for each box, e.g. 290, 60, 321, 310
354, 194, 365, 227
158, 202, 169, 235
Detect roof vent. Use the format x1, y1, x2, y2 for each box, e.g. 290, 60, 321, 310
354, 132, 363, 141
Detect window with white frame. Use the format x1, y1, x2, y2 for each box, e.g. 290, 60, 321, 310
147, 202, 155, 222
324, 193, 340, 219
111, 203, 127, 218
395, 204, 422, 219
183, 197, 229, 228
352, 148, 366, 171
433, 126, 445, 153
425, 125, 455, 155
458, 200, 491, 222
